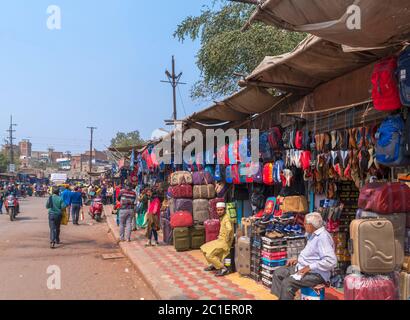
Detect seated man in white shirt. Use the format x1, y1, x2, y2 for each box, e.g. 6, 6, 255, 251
271, 212, 337, 300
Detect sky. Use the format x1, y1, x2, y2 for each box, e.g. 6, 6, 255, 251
0, 0, 214, 154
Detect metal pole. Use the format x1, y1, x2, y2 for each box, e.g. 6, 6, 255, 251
172, 56, 177, 121
87, 126, 97, 184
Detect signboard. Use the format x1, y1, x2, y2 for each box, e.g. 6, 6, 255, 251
50, 173, 68, 184
8, 164, 16, 173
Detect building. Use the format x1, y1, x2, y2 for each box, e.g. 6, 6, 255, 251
19, 139, 32, 158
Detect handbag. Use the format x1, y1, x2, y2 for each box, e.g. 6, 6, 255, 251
280, 196, 308, 214
61, 207, 69, 226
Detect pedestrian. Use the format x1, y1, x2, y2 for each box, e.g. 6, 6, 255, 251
0, 185, 5, 214
61, 185, 72, 219
46, 187, 67, 249
145, 190, 161, 247
70, 186, 83, 225
117, 181, 137, 242
136, 189, 149, 230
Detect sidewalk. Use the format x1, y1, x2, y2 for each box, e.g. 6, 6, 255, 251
106, 213, 343, 300
106, 213, 276, 300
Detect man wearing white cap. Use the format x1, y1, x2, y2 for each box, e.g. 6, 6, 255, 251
200, 202, 234, 277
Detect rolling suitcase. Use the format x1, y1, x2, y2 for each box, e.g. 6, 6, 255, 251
162, 218, 173, 245
357, 211, 406, 267
173, 227, 190, 252
399, 272, 410, 300
190, 225, 205, 249
344, 274, 397, 300
349, 219, 396, 274
204, 219, 220, 243
235, 226, 251, 276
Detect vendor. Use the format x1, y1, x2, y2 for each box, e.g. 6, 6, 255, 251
271, 212, 337, 300
200, 202, 234, 277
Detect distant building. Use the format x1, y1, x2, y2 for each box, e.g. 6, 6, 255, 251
19, 139, 32, 158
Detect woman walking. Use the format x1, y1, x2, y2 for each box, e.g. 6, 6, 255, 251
145, 190, 161, 247
46, 187, 67, 249
136, 189, 150, 230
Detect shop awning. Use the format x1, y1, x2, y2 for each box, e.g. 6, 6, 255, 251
245, 0, 410, 50
245, 35, 398, 93
185, 86, 282, 125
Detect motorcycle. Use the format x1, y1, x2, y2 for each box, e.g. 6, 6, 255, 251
89, 197, 104, 222
5, 195, 19, 221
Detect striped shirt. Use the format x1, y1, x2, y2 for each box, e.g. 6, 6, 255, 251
118, 189, 137, 210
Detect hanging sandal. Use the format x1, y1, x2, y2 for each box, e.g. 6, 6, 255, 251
331, 131, 338, 150
349, 128, 358, 149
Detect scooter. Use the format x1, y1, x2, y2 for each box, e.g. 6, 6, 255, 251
5, 195, 19, 221
89, 197, 104, 222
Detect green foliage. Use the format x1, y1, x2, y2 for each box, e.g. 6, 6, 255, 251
0, 153, 9, 173
110, 131, 145, 148
174, 0, 305, 100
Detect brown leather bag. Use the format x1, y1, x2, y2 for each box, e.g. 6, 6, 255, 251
170, 171, 193, 186
280, 196, 308, 213
193, 185, 216, 199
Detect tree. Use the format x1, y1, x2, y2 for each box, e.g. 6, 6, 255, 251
110, 131, 145, 148
174, 0, 306, 100
0, 153, 9, 173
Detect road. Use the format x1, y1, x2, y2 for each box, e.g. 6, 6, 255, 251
0, 197, 156, 300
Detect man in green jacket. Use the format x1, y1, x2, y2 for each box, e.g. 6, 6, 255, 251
46, 187, 67, 249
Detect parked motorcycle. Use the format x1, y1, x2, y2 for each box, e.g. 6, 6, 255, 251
5, 195, 19, 221
89, 197, 104, 222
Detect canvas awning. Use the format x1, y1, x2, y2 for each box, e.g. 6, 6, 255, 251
245, 0, 410, 50
185, 86, 282, 125
245, 35, 399, 93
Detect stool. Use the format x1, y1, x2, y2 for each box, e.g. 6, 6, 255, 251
300, 283, 330, 300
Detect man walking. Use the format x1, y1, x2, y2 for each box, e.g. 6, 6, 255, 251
117, 181, 137, 242
61, 185, 72, 221
46, 187, 67, 249
70, 186, 83, 225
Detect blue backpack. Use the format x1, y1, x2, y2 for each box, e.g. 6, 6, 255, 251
214, 164, 222, 181
225, 165, 233, 184
375, 114, 409, 166
398, 46, 410, 106
260, 132, 273, 161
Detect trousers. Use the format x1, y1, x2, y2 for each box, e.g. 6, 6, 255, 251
204, 248, 225, 270
49, 214, 62, 243
271, 265, 325, 300
71, 204, 81, 224
119, 209, 133, 241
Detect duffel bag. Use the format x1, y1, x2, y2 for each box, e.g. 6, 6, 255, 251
168, 185, 193, 198
204, 219, 220, 243
193, 199, 209, 224
174, 198, 193, 213
193, 185, 216, 199
170, 211, 194, 228
358, 182, 410, 214
209, 198, 225, 220
192, 171, 214, 185
280, 196, 308, 214
215, 181, 229, 198
170, 171, 193, 186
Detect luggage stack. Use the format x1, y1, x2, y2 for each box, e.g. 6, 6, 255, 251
260, 237, 287, 289
168, 171, 195, 252
250, 221, 266, 282
192, 171, 215, 225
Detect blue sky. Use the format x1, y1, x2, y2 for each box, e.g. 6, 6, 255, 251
0, 0, 213, 154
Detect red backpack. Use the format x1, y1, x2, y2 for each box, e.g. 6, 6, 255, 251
268, 127, 282, 151
263, 163, 274, 185
231, 164, 241, 185
371, 57, 402, 111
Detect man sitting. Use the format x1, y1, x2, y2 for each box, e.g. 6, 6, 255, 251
271, 212, 337, 300
201, 202, 234, 277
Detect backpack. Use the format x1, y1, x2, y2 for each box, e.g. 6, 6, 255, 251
268, 127, 283, 151
260, 132, 273, 161
264, 197, 277, 215
226, 202, 237, 224
371, 56, 402, 111
251, 162, 263, 184
238, 136, 250, 163
225, 165, 233, 184
282, 127, 293, 149
295, 130, 303, 150
398, 46, 410, 106
239, 163, 253, 184
273, 160, 284, 184
375, 114, 409, 166
263, 163, 274, 185
231, 164, 241, 185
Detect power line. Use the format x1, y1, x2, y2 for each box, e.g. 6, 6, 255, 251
177, 85, 187, 117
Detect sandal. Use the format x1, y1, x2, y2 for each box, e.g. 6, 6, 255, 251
349, 128, 358, 150
323, 133, 331, 152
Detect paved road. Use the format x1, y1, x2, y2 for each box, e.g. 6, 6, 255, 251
0, 197, 156, 300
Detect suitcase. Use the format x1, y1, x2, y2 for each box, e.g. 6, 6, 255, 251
204, 219, 220, 243
193, 199, 209, 224
399, 272, 410, 300
235, 225, 251, 276
162, 218, 173, 245
190, 225, 205, 249
349, 219, 396, 274
173, 227, 190, 252
170, 171, 193, 186
174, 198, 193, 213
209, 198, 225, 220
193, 185, 216, 199
170, 211, 194, 228
358, 211, 406, 266
192, 171, 214, 185
168, 185, 193, 198
344, 274, 397, 300
358, 182, 410, 214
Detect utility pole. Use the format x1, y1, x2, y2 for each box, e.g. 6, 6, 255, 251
6, 115, 17, 171
161, 56, 186, 125
87, 126, 97, 184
